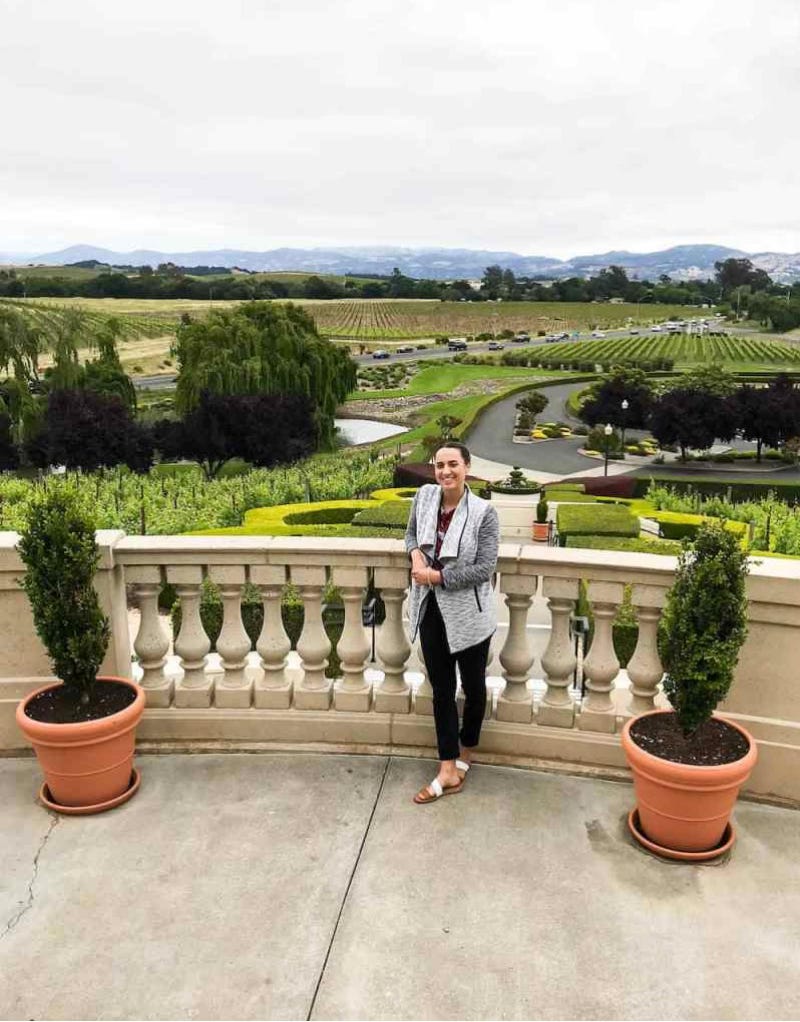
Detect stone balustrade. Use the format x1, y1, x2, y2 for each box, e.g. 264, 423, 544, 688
1, 532, 799, 803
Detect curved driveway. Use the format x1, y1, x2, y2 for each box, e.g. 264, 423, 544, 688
466, 381, 598, 474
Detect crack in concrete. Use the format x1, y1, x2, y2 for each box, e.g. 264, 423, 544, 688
0, 813, 59, 941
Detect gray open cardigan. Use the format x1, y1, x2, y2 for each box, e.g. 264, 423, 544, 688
404, 483, 500, 653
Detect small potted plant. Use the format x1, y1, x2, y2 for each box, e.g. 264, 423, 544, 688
15, 486, 145, 813
621, 523, 757, 860
532, 494, 550, 541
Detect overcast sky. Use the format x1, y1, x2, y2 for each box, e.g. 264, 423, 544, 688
2, 0, 798, 258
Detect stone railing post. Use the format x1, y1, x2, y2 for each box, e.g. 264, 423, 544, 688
127, 567, 173, 708
579, 580, 624, 732
292, 566, 332, 710
208, 565, 252, 708
94, 530, 133, 679
626, 584, 668, 717
538, 576, 579, 727
374, 567, 412, 713
332, 566, 371, 712
167, 566, 213, 708
251, 565, 292, 709
496, 573, 537, 723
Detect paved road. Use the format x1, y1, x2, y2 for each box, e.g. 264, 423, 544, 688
465, 379, 780, 478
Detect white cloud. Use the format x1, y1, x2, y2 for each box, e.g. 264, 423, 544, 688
1, 0, 798, 257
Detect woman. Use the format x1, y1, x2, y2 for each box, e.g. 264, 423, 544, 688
405, 442, 500, 804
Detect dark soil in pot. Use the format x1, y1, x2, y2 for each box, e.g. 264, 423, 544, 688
630, 714, 749, 766
25, 680, 137, 725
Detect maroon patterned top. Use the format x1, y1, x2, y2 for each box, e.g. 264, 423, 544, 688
434, 505, 456, 560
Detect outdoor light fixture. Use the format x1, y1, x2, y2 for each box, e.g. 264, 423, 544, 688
604, 422, 613, 476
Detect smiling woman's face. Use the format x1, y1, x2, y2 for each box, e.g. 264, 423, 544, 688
434, 446, 469, 498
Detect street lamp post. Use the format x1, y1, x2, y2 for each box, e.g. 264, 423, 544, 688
620, 398, 629, 455
603, 423, 613, 477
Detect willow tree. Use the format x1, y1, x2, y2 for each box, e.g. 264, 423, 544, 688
173, 302, 356, 448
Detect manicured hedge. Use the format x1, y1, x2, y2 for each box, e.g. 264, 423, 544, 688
352, 501, 411, 528
557, 504, 639, 544
544, 482, 585, 493
284, 507, 358, 525
544, 491, 597, 503
564, 475, 639, 498
654, 513, 748, 542
490, 484, 539, 495
565, 535, 682, 556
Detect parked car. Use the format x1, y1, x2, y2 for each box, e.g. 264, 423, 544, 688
372, 349, 391, 359
487, 341, 504, 350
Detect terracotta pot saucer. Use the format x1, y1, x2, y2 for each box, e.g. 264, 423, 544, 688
627, 808, 735, 862
39, 767, 141, 816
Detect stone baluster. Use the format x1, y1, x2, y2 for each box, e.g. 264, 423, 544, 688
292, 566, 332, 710
538, 577, 579, 727
332, 566, 371, 711
374, 567, 412, 713
579, 580, 624, 733
626, 584, 668, 717
208, 565, 252, 708
127, 567, 173, 707
251, 565, 292, 709
168, 566, 212, 708
496, 573, 537, 723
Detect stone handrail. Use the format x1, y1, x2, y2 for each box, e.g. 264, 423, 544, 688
1, 532, 798, 803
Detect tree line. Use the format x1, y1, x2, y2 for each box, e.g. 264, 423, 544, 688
582, 365, 800, 462
0, 302, 354, 479
2, 257, 797, 330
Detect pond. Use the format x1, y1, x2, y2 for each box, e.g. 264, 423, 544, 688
335, 418, 408, 446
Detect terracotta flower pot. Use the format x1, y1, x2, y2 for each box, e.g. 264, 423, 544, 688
621, 709, 757, 855
16, 676, 145, 811
532, 521, 550, 542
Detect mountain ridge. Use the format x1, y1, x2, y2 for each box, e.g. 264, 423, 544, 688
6, 242, 800, 282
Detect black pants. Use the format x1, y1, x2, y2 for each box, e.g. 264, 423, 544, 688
418, 594, 491, 762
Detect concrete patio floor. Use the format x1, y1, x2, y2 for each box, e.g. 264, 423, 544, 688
1, 753, 799, 1021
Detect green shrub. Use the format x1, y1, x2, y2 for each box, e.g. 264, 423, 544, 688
18, 488, 109, 703
351, 501, 411, 528
557, 504, 639, 544
661, 524, 749, 736
284, 506, 357, 525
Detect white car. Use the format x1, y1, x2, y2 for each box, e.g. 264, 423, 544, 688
651, 325, 663, 332
590, 330, 605, 338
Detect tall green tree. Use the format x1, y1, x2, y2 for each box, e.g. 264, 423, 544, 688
173, 301, 356, 447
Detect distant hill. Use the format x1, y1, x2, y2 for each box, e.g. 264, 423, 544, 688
13, 242, 800, 282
